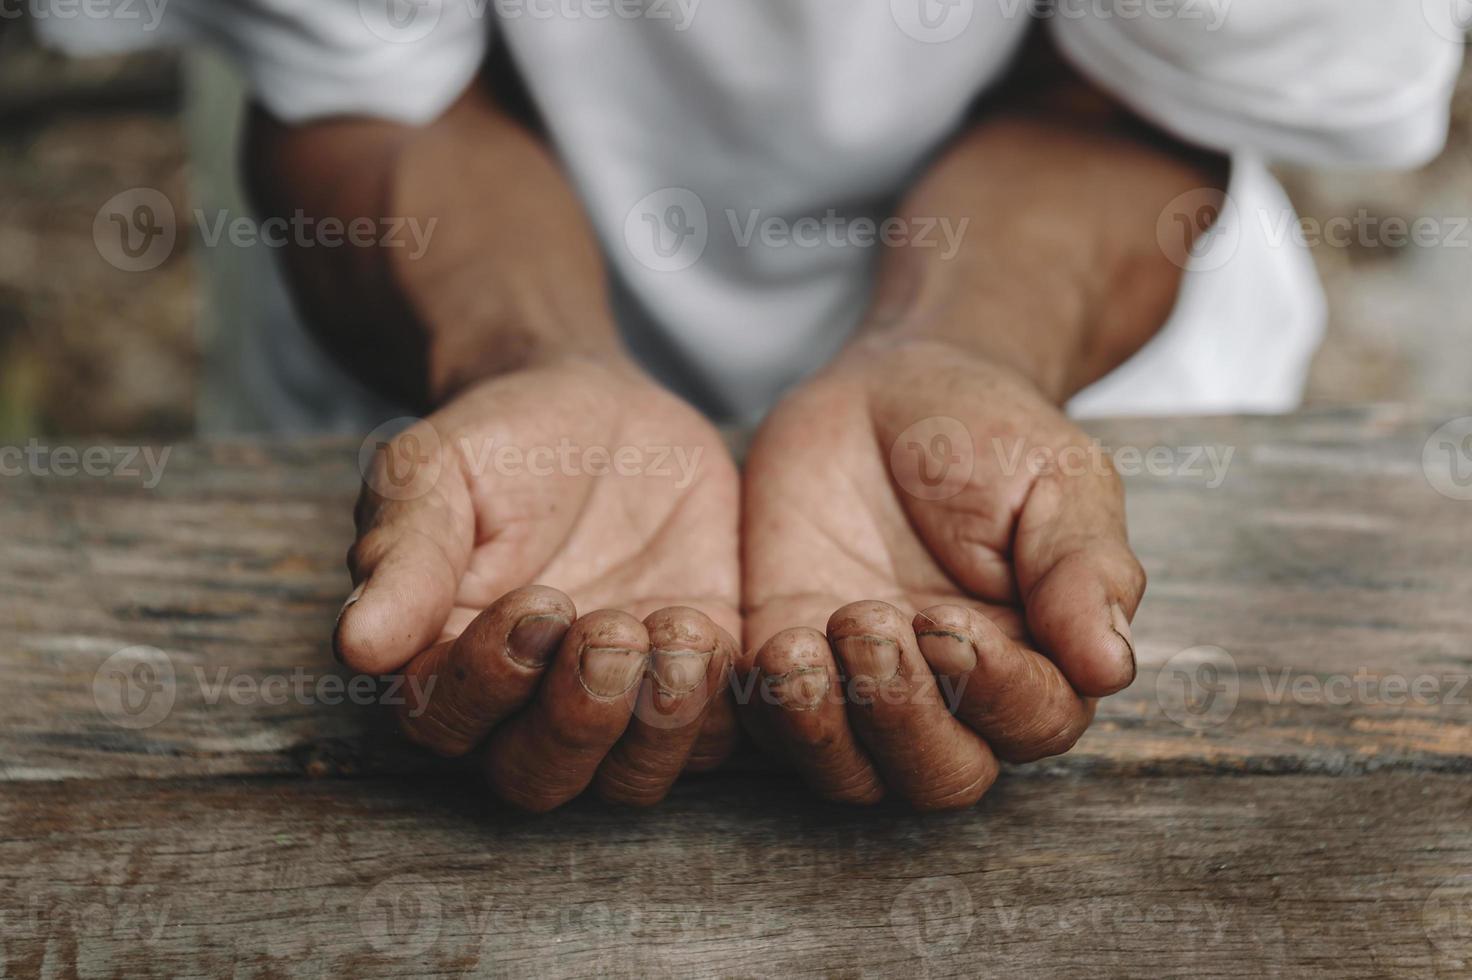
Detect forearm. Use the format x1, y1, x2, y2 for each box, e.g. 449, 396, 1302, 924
245, 80, 623, 409
857, 63, 1229, 403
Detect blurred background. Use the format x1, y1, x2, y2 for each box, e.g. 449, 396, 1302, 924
1, 14, 1469, 440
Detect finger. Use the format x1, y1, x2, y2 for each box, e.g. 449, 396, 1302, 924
1014, 468, 1146, 698
914, 604, 1095, 763
337, 422, 474, 674
753, 628, 885, 805
395, 586, 577, 756
483, 609, 649, 812
828, 601, 999, 810
594, 607, 733, 805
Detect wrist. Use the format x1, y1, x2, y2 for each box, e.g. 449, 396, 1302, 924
423, 314, 632, 406
854, 246, 1094, 404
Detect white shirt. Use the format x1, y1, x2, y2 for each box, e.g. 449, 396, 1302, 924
43, 1, 1464, 427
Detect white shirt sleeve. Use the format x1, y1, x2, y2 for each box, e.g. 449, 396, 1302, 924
33, 0, 488, 125
1050, 1, 1465, 168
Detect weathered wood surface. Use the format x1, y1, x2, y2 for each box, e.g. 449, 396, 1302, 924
2, 404, 1471, 977
2, 406, 1469, 782
1, 773, 1469, 978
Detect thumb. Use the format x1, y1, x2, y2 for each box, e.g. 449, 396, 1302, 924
335, 420, 474, 674
1013, 465, 1145, 698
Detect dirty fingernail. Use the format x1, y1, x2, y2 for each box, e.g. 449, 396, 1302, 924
916, 631, 978, 675
1109, 603, 1136, 677
507, 614, 570, 669
580, 646, 647, 698
766, 666, 829, 710
332, 582, 366, 663
832, 635, 900, 680
650, 649, 712, 696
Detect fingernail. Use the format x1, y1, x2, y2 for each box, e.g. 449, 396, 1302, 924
650, 649, 712, 696
832, 635, 900, 681
766, 666, 829, 710
1109, 603, 1137, 679
579, 646, 647, 698
332, 582, 366, 664
916, 630, 978, 675
506, 614, 570, 669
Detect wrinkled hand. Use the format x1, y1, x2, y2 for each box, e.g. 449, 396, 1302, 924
739, 338, 1145, 809
335, 358, 741, 811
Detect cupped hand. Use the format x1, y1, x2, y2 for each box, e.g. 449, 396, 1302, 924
739, 337, 1145, 809
335, 357, 741, 811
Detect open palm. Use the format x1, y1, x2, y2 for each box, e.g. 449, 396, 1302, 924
739, 338, 1145, 808
337, 358, 740, 810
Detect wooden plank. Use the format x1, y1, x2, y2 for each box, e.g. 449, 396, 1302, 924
1, 406, 1469, 781
1, 772, 1469, 978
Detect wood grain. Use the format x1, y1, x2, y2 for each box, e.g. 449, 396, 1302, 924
2, 406, 1468, 781
3, 405, 1472, 976
1, 773, 1469, 978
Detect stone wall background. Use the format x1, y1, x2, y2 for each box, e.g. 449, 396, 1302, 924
1, 20, 1468, 438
